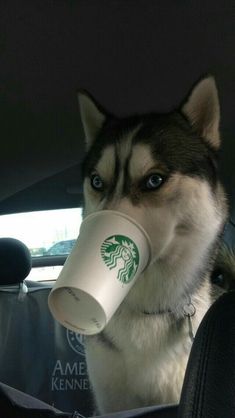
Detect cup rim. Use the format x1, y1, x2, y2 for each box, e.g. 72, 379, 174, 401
48, 286, 107, 335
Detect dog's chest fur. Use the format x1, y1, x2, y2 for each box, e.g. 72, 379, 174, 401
85, 271, 212, 412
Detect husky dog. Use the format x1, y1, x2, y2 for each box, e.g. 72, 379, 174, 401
78, 77, 228, 414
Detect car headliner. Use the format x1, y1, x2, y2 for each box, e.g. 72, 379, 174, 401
0, 1, 234, 223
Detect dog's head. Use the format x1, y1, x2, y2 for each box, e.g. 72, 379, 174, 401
79, 77, 227, 266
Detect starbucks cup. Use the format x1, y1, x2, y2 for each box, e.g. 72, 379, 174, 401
48, 210, 152, 335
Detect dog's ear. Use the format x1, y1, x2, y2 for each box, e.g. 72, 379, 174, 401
78, 90, 107, 148
182, 76, 220, 149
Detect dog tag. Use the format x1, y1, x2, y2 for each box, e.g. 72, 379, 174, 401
187, 315, 195, 343
183, 299, 196, 343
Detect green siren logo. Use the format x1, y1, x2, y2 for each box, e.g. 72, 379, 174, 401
101, 235, 139, 284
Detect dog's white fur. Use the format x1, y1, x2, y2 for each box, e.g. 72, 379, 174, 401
78, 77, 227, 413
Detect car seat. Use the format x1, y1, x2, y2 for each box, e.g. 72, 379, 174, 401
2, 291, 235, 417
178, 290, 235, 418
0, 238, 93, 416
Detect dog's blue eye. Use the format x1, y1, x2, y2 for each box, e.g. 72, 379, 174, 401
90, 174, 104, 191
145, 174, 163, 190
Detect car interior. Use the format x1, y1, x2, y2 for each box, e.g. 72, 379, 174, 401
0, 2, 235, 418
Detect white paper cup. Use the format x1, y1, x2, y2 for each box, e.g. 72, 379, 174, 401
48, 210, 152, 335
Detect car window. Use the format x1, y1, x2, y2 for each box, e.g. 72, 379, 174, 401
0, 208, 83, 281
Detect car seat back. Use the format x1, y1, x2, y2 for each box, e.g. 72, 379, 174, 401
0, 238, 94, 416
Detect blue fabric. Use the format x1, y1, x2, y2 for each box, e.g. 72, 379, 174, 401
0, 381, 72, 418
0, 283, 93, 416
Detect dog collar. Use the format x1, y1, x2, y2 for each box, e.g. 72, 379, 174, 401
143, 298, 196, 343
143, 309, 172, 315
143, 298, 196, 316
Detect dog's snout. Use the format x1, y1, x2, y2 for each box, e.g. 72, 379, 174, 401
103, 198, 134, 217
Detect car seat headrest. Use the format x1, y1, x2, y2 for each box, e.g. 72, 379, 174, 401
0, 238, 32, 285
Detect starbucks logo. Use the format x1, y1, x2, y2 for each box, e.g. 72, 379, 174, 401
101, 235, 139, 284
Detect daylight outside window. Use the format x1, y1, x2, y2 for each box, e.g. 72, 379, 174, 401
0, 208, 83, 281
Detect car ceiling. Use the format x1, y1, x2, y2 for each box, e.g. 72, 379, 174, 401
0, 1, 234, 224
